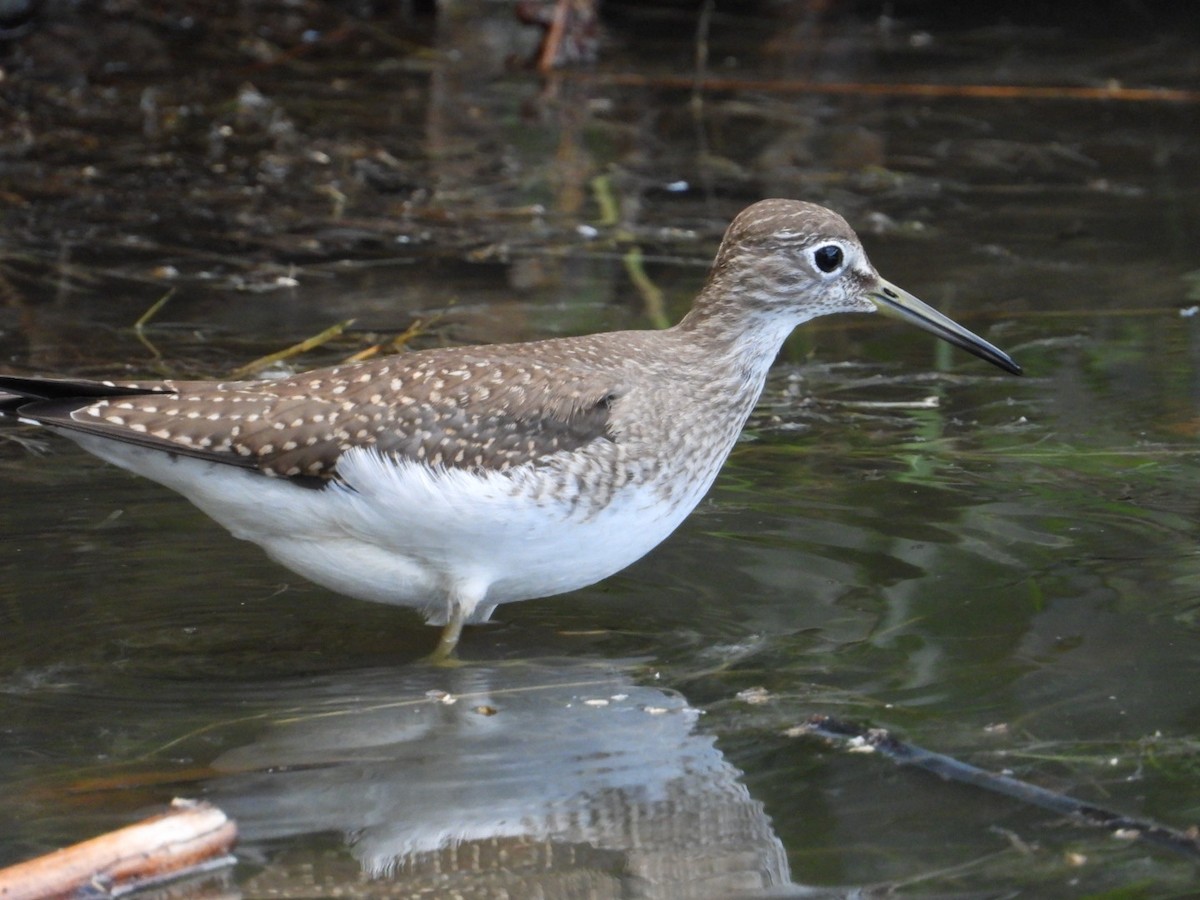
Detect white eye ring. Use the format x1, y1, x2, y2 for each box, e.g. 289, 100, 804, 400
810, 242, 847, 277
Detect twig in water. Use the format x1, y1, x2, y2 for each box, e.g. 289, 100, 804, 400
133, 289, 175, 361
227, 318, 355, 379
589, 174, 670, 328
796, 714, 1200, 860
340, 316, 435, 364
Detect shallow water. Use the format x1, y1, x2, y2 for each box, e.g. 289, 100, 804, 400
2, 3, 1200, 897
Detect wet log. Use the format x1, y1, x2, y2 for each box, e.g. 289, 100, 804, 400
0, 799, 236, 900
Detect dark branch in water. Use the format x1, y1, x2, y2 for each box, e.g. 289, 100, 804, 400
798, 714, 1200, 861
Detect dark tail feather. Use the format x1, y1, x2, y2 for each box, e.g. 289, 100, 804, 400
0, 376, 166, 418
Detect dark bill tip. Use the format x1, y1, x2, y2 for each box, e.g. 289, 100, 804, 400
872, 280, 1022, 376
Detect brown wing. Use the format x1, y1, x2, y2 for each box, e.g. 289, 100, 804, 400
0, 375, 235, 463
0, 347, 623, 482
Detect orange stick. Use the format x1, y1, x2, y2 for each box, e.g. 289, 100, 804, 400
564, 71, 1200, 103
0, 799, 236, 900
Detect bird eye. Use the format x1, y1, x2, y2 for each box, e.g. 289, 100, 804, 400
813, 244, 844, 274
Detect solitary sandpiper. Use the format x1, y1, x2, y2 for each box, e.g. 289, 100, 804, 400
0, 200, 1020, 659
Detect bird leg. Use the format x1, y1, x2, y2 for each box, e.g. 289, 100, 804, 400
421, 583, 485, 666
424, 612, 466, 666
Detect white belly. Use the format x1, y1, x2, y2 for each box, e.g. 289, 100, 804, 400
69, 436, 715, 625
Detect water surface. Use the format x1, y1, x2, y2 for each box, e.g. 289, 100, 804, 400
1, 4, 1199, 897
